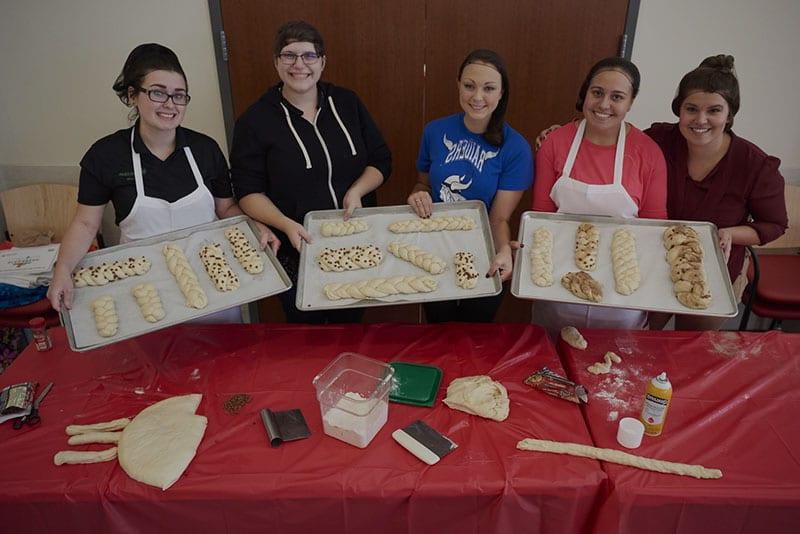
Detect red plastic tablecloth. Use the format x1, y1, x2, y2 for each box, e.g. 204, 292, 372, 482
0, 323, 606, 534
558, 329, 800, 534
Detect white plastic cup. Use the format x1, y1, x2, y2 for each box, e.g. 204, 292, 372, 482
617, 417, 645, 449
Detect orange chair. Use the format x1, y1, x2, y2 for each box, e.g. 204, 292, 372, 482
739, 184, 800, 330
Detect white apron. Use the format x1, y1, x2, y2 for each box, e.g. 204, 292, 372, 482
120, 128, 241, 324
535, 119, 647, 332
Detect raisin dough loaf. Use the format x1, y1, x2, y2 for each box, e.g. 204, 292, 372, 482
388, 241, 446, 274
324, 275, 437, 300
132, 283, 166, 323
92, 295, 119, 337
574, 223, 600, 271
454, 251, 479, 289
320, 218, 369, 237
663, 225, 711, 309
530, 227, 554, 287
199, 244, 240, 292
224, 226, 264, 274
561, 271, 603, 303
73, 256, 151, 287
389, 216, 476, 233
163, 244, 208, 309
318, 245, 383, 272
611, 228, 641, 295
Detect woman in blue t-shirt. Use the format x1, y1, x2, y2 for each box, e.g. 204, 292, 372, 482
407, 49, 533, 322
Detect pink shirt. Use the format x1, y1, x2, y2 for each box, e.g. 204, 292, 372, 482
533, 121, 668, 218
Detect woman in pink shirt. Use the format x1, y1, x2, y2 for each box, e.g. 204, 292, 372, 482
532, 57, 667, 332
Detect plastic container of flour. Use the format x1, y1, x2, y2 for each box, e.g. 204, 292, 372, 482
312, 353, 394, 448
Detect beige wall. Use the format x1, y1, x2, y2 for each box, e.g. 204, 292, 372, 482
628, 0, 800, 182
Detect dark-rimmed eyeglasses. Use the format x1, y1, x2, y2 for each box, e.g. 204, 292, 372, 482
277, 52, 321, 65
139, 88, 191, 106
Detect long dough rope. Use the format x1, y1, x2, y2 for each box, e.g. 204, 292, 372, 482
388, 241, 446, 274
574, 223, 599, 271
530, 227, 554, 287
317, 245, 383, 272
224, 226, 264, 274
163, 243, 208, 309
587, 351, 622, 375
454, 251, 479, 289
324, 275, 437, 301
67, 431, 123, 446
92, 295, 119, 337
199, 243, 240, 292
389, 216, 476, 233
663, 225, 711, 309
132, 283, 166, 323
66, 418, 131, 435
320, 218, 369, 237
611, 229, 641, 295
561, 271, 603, 303
517, 438, 722, 479
73, 256, 151, 287
54, 448, 118, 466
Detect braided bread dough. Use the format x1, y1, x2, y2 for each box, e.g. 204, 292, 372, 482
663, 225, 710, 309
324, 275, 437, 301
199, 243, 240, 292
320, 218, 369, 237
389, 216, 476, 233
530, 227, 554, 287
163, 244, 208, 309
561, 271, 603, 303
517, 438, 722, 479
92, 295, 119, 337
453, 251, 479, 289
560, 326, 587, 349
132, 283, 166, 323
611, 229, 641, 295
574, 223, 600, 271
388, 241, 446, 274
224, 226, 264, 274
587, 351, 622, 374
318, 245, 383, 272
73, 256, 151, 287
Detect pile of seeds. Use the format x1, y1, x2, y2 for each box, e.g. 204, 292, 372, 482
223, 393, 252, 415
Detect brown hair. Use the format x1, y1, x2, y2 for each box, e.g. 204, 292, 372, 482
575, 57, 640, 111
112, 43, 187, 121
273, 20, 325, 57
671, 54, 740, 131
458, 49, 509, 146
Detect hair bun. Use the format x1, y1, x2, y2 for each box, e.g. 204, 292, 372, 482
699, 54, 735, 74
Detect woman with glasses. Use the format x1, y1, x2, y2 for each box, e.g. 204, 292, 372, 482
406, 49, 533, 323
230, 20, 391, 324
47, 43, 276, 320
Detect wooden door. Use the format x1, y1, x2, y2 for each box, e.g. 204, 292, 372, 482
218, 0, 630, 323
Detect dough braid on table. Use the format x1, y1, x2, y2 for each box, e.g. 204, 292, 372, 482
224, 226, 264, 274
92, 295, 119, 337
324, 275, 438, 301
611, 229, 641, 295
388, 216, 476, 233
530, 227, 554, 287
663, 225, 710, 309
388, 241, 446, 274
132, 283, 166, 323
317, 244, 383, 272
320, 218, 369, 237
561, 271, 603, 303
72, 256, 151, 287
587, 351, 622, 375
574, 223, 600, 271
453, 251, 479, 289
199, 243, 240, 292
163, 244, 208, 309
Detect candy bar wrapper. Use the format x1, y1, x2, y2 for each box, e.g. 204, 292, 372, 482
524, 367, 588, 404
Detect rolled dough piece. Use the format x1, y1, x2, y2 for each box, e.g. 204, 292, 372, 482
67, 431, 123, 445
561, 271, 603, 303
587, 351, 622, 375
560, 326, 587, 350
66, 417, 131, 435
54, 447, 117, 466
443, 375, 509, 422
517, 438, 722, 479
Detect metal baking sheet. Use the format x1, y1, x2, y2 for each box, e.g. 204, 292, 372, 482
510, 211, 737, 317
60, 216, 291, 352
297, 201, 502, 310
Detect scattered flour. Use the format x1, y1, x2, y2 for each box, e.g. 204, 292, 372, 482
591, 362, 646, 417
608, 411, 619, 422
322, 391, 388, 448
710, 332, 765, 359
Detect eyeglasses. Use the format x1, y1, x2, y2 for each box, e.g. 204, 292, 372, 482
139, 88, 191, 106
277, 52, 321, 65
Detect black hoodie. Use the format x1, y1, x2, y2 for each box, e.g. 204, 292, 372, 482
230, 81, 391, 256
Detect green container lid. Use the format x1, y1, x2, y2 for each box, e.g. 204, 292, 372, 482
389, 362, 443, 407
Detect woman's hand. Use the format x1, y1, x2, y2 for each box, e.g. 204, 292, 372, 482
534, 124, 561, 151
718, 227, 733, 262
342, 188, 363, 221
253, 221, 281, 254
47, 270, 74, 312
282, 219, 312, 251
407, 190, 433, 218
486, 246, 513, 282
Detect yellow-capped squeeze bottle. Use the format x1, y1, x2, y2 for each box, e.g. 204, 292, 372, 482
640, 372, 672, 437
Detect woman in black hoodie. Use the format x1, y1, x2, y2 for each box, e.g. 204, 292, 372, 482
231, 21, 392, 323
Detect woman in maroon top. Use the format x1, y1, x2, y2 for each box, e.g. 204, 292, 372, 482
646, 55, 787, 331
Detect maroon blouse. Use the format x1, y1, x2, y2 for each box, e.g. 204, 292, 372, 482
645, 122, 788, 281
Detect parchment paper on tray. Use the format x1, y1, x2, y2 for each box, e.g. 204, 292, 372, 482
61, 216, 291, 352
510, 211, 737, 317
297, 202, 502, 310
